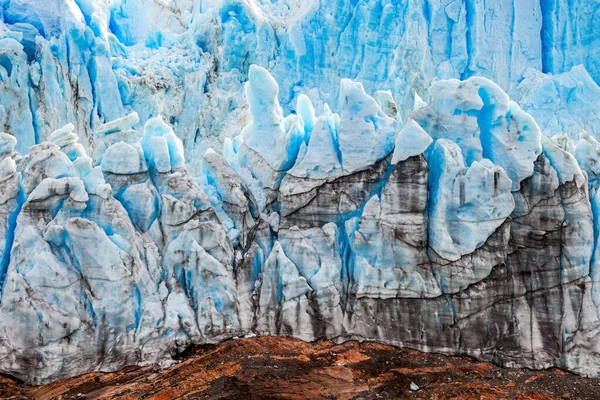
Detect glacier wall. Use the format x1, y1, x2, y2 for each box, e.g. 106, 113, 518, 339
0, 0, 600, 385
1, 63, 600, 384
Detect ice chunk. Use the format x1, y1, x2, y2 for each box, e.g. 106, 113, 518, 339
22, 143, 75, 194
413, 91, 427, 111
337, 79, 398, 174
149, 136, 171, 173
74, 156, 112, 200
94, 113, 143, 162
0, 133, 16, 155
240, 65, 304, 172
27, 177, 88, 204
413, 79, 484, 165
287, 108, 342, 179
101, 142, 147, 175
296, 94, 315, 136
427, 139, 515, 261
49, 124, 86, 161
391, 119, 433, 164
96, 112, 140, 136
374, 90, 400, 120
118, 181, 159, 232
141, 117, 185, 172
241, 65, 287, 169
201, 148, 257, 246
574, 132, 600, 185
541, 136, 586, 187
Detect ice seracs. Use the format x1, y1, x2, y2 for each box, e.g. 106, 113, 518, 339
413, 77, 542, 191
141, 116, 186, 173
336, 79, 398, 174
241, 65, 289, 171
0, 0, 599, 168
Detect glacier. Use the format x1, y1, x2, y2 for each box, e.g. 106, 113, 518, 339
0, 0, 599, 385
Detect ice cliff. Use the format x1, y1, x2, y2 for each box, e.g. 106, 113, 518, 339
0, 0, 600, 385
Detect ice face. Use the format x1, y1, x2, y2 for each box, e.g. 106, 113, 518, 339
518, 66, 600, 139
3, 60, 600, 384
1, 0, 600, 387
412, 77, 542, 191
0, 0, 597, 168
427, 139, 515, 262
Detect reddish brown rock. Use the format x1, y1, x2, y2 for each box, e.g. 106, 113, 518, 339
1, 337, 599, 399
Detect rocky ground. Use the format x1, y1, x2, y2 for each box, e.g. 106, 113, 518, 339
2, 336, 600, 399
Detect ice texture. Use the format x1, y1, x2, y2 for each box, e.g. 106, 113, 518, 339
391, 119, 432, 164
519, 66, 600, 139
0, 0, 600, 386
427, 139, 515, 261
413, 77, 542, 191
0, 0, 596, 167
